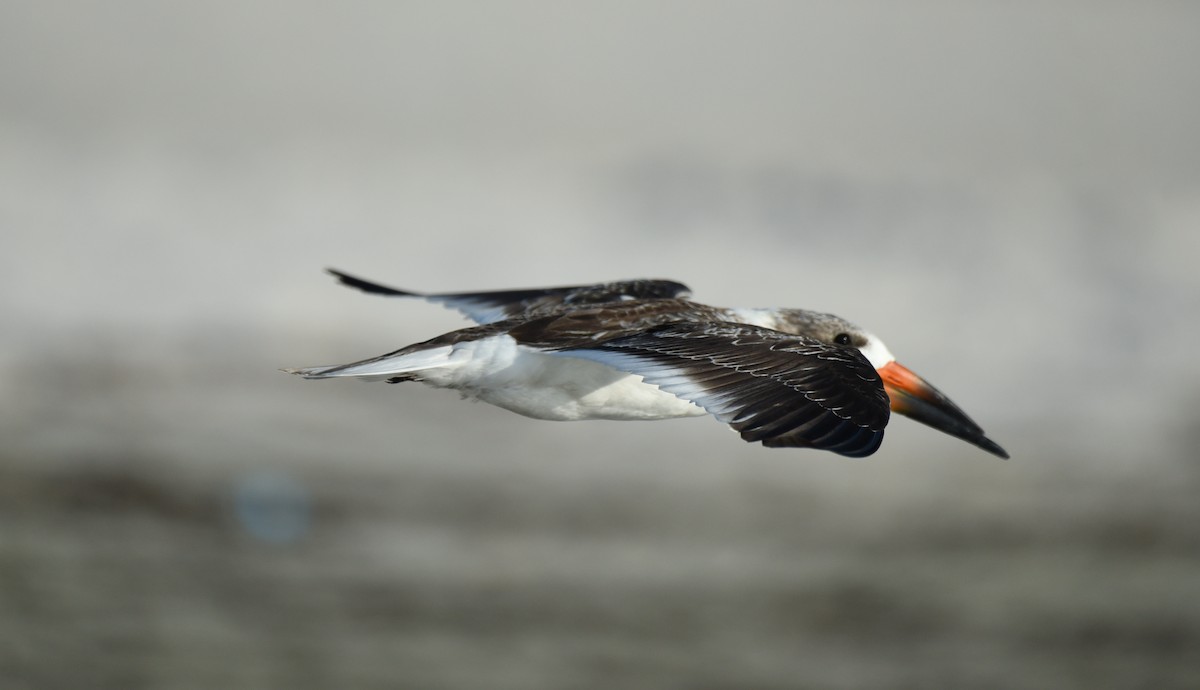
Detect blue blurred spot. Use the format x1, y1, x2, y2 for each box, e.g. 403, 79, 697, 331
232, 471, 312, 544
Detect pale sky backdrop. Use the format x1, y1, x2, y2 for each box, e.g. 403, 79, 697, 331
4, 1, 1197, 460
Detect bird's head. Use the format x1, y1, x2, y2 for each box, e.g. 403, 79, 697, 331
777, 309, 1009, 459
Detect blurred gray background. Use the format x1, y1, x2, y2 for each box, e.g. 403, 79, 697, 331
3, 2, 1199, 688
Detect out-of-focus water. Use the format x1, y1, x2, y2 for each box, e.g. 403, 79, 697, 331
3, 3, 1199, 688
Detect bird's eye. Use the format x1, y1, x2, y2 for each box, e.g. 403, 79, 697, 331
834, 333, 852, 346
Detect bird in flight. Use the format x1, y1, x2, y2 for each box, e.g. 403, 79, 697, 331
286, 270, 1008, 459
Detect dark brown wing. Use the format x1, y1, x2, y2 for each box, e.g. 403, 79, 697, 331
326, 269, 691, 324
550, 322, 891, 457
507, 300, 729, 348
292, 299, 722, 382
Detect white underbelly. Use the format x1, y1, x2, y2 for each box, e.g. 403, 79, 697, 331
476, 364, 706, 421
420, 336, 706, 421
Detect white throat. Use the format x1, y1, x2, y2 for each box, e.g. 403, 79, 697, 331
859, 334, 896, 369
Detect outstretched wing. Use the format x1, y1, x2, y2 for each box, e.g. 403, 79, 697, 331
551, 322, 890, 457
327, 269, 691, 324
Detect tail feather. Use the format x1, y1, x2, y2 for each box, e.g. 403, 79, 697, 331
283, 345, 454, 382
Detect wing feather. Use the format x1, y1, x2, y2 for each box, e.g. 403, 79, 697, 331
553, 322, 890, 457
327, 269, 691, 324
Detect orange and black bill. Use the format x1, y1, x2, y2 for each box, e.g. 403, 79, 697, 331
878, 361, 1009, 459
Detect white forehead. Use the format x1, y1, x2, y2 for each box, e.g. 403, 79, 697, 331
858, 332, 896, 369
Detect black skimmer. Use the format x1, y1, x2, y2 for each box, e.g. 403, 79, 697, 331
286, 270, 1008, 459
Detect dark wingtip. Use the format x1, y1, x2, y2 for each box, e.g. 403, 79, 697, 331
325, 268, 418, 297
